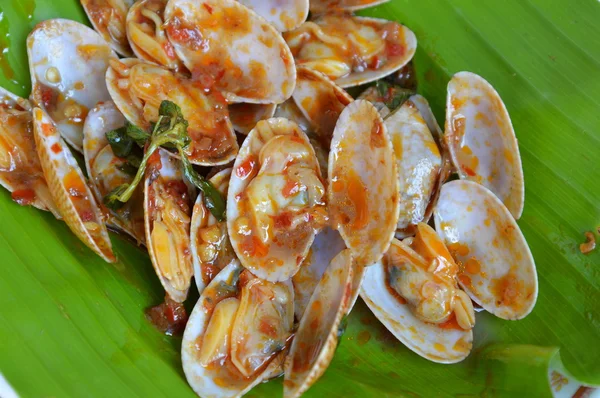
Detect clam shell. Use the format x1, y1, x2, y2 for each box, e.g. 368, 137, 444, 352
82, 101, 145, 244
310, 0, 390, 13
445, 71, 524, 219
292, 67, 352, 148
227, 118, 324, 282
164, 0, 296, 104
293, 227, 346, 320
126, 0, 186, 72
0, 88, 60, 217
284, 249, 354, 398
182, 262, 288, 398
106, 58, 239, 166
190, 168, 237, 294
144, 148, 194, 302
285, 15, 416, 88
27, 19, 117, 152
360, 239, 473, 363
328, 100, 399, 266
229, 103, 276, 135
81, 0, 134, 56
32, 107, 116, 262
434, 180, 538, 320
273, 100, 312, 134
385, 99, 442, 238
237, 0, 309, 32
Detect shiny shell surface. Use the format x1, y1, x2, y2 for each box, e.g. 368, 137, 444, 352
434, 180, 538, 320
284, 249, 354, 398
83, 101, 145, 243
285, 15, 416, 88
360, 239, 473, 363
237, 0, 309, 32
32, 107, 115, 262
28, 19, 116, 152
165, 0, 296, 103
227, 118, 326, 282
81, 0, 134, 56
445, 71, 524, 219
144, 148, 194, 302
328, 100, 399, 266
385, 99, 442, 237
310, 0, 390, 13
229, 103, 277, 135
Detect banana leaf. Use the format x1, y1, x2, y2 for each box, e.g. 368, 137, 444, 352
0, 0, 598, 397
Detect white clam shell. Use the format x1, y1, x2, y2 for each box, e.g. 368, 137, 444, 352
182, 262, 288, 398
32, 107, 115, 262
328, 100, 399, 266
227, 118, 323, 282
445, 71, 524, 219
229, 103, 276, 135
385, 99, 442, 238
237, 0, 309, 32
165, 0, 296, 104
81, 0, 134, 56
310, 0, 390, 12
27, 19, 117, 152
434, 180, 538, 320
284, 249, 354, 398
360, 240, 473, 363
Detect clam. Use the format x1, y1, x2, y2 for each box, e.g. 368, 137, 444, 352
164, 0, 296, 103
328, 100, 399, 266
126, 0, 187, 72
0, 88, 60, 217
273, 100, 311, 134
284, 14, 416, 88
27, 19, 117, 152
445, 71, 524, 219
229, 103, 276, 135
284, 249, 355, 397
190, 168, 236, 293
310, 0, 390, 13
32, 107, 116, 262
385, 98, 442, 238
360, 226, 475, 364
83, 101, 145, 244
81, 0, 134, 56
106, 58, 239, 165
434, 180, 537, 320
182, 262, 293, 398
144, 148, 195, 302
227, 118, 327, 282
237, 0, 309, 32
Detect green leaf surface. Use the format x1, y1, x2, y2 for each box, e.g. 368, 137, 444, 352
0, 0, 599, 397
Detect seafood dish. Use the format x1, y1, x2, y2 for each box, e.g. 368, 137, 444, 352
0, 0, 538, 396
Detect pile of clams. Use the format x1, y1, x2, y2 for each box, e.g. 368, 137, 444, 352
0, 0, 537, 396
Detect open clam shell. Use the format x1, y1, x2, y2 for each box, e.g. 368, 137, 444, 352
190, 168, 237, 294
237, 0, 309, 32
0, 88, 60, 216
32, 107, 116, 262
83, 101, 145, 244
385, 99, 442, 238
292, 66, 353, 148
126, 0, 186, 72
27, 19, 117, 152
229, 103, 276, 135
164, 0, 296, 104
310, 0, 390, 13
292, 227, 346, 320
227, 118, 326, 282
274, 100, 311, 134
106, 58, 239, 166
284, 249, 354, 398
284, 15, 416, 88
434, 180, 538, 320
81, 0, 134, 56
182, 262, 293, 398
328, 100, 399, 266
445, 71, 524, 219
360, 238, 473, 364
144, 148, 195, 302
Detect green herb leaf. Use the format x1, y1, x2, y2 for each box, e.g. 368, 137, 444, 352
103, 184, 130, 210
126, 123, 151, 146
106, 127, 134, 158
